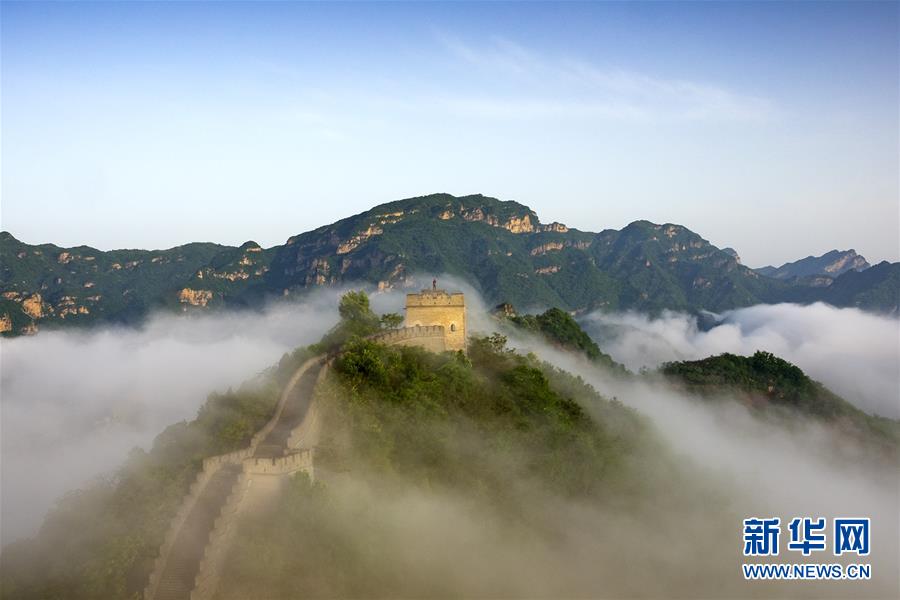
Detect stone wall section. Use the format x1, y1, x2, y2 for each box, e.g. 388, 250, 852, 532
144, 356, 322, 600
370, 324, 448, 353
188, 361, 329, 600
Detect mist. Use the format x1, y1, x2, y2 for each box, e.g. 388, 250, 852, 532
3, 282, 898, 597
218, 284, 900, 597
0, 292, 354, 545
498, 307, 899, 597
581, 302, 900, 418
216, 286, 900, 597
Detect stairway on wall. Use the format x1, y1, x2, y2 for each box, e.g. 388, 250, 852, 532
145, 358, 325, 600
190, 361, 326, 600
152, 465, 240, 600
253, 362, 322, 458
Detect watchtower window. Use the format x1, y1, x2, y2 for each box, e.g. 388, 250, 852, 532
450, 323, 457, 332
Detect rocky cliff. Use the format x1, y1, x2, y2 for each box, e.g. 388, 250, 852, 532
756, 249, 870, 280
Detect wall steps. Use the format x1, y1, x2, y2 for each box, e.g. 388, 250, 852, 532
144, 357, 324, 600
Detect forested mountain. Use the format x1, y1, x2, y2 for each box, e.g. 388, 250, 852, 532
661, 351, 900, 454
496, 305, 626, 372
2, 193, 897, 337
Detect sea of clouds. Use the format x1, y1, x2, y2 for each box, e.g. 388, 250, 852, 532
1, 288, 898, 596
500, 303, 899, 597
580, 302, 900, 418
0, 291, 351, 544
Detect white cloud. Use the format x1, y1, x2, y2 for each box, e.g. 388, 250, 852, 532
495, 307, 900, 596
0, 293, 346, 544
581, 302, 900, 418
437, 35, 774, 122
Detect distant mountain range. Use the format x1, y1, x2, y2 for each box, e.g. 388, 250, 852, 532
756, 249, 870, 281
2, 193, 898, 336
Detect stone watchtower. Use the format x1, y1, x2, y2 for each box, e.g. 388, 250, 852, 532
404, 288, 467, 352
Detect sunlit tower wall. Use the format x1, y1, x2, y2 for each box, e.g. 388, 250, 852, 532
404, 290, 467, 352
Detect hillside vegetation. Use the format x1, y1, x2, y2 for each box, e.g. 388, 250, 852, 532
503, 306, 626, 371
661, 351, 900, 454
214, 336, 716, 597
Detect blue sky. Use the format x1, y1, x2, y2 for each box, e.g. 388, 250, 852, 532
2, 1, 897, 267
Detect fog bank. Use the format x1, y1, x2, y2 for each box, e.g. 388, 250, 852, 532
582, 302, 900, 418
500, 310, 899, 597
0, 293, 348, 544
3, 285, 898, 597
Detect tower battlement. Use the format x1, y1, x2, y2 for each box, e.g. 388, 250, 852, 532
405, 289, 465, 307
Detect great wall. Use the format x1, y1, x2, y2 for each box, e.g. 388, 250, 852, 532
144, 356, 326, 600
143, 289, 467, 600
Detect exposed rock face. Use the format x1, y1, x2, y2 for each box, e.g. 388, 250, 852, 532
756, 249, 871, 280
0, 314, 11, 333
59, 306, 90, 318
373, 262, 407, 290
540, 222, 569, 233
493, 302, 517, 317
374, 211, 405, 225
178, 288, 213, 307
57, 252, 73, 264
824, 252, 869, 274
436, 204, 536, 234
22, 293, 43, 318
460, 206, 500, 226
306, 259, 331, 286
530, 242, 565, 256
337, 225, 383, 254
212, 271, 250, 281
721, 247, 741, 264
535, 265, 561, 275
503, 214, 535, 233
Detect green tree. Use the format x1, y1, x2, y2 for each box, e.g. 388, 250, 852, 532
379, 312, 404, 329
338, 290, 375, 323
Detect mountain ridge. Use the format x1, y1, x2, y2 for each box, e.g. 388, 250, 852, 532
756, 249, 870, 280
2, 193, 898, 337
